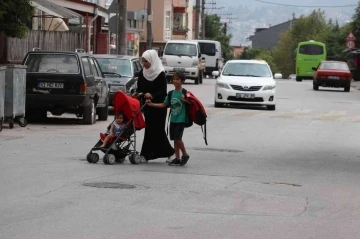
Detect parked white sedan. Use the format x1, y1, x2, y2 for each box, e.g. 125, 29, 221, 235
213, 59, 277, 110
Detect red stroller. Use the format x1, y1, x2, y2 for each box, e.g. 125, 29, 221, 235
86, 91, 146, 165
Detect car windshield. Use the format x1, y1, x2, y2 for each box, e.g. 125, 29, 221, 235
222, 62, 272, 77
96, 58, 132, 77
199, 42, 216, 56
25, 54, 80, 73
319, 62, 349, 71
164, 43, 197, 56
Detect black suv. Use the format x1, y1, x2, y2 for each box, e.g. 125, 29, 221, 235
94, 55, 142, 106
23, 50, 109, 124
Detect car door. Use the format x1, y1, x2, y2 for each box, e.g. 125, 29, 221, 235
89, 57, 105, 105
81, 57, 96, 96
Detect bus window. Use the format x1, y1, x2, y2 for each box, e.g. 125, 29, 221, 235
299, 44, 324, 55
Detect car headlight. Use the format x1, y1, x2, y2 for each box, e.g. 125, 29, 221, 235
263, 85, 275, 91
162, 57, 167, 66
110, 85, 125, 92
192, 59, 198, 67
217, 82, 230, 89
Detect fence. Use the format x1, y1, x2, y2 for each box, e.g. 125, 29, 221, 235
0, 30, 85, 64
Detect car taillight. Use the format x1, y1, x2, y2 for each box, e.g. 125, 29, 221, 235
296, 67, 299, 74
79, 83, 87, 94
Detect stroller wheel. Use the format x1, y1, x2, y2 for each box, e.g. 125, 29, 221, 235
19, 117, 28, 127
104, 154, 116, 165
89, 153, 99, 164
129, 153, 141, 164
115, 157, 126, 164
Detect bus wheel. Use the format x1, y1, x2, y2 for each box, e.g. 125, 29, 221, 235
296, 77, 302, 82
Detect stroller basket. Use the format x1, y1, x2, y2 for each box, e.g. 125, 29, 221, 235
86, 91, 146, 165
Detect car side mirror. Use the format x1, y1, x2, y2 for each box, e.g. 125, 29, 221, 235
312, 67, 317, 71
212, 71, 219, 77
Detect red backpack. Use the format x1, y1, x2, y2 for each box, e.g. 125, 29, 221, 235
167, 89, 208, 145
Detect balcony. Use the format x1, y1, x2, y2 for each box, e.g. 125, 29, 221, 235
173, 0, 187, 13
172, 26, 188, 36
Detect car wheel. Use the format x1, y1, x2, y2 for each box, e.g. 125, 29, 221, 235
97, 98, 109, 121
166, 76, 172, 83
313, 84, 319, 90
344, 86, 350, 92
296, 76, 302, 82
214, 102, 223, 108
83, 99, 96, 125
267, 105, 276, 111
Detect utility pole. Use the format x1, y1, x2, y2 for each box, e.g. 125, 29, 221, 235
195, 0, 200, 39
201, 0, 205, 39
146, 0, 152, 49
117, 0, 127, 55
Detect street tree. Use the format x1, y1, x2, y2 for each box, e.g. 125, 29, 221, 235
272, 10, 331, 77
203, 14, 233, 61
351, 0, 360, 47
0, 0, 32, 38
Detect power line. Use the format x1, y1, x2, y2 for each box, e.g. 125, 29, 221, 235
253, 0, 357, 8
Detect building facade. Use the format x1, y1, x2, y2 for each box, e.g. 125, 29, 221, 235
127, 0, 194, 55
248, 19, 296, 49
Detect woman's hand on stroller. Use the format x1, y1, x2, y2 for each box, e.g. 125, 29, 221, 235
144, 93, 152, 99
146, 99, 152, 105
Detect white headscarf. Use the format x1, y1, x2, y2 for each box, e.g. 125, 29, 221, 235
142, 49, 165, 82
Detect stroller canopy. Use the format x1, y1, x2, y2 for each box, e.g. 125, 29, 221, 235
113, 91, 146, 130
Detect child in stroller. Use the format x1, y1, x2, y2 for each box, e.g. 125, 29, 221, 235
86, 91, 146, 165
99, 112, 126, 148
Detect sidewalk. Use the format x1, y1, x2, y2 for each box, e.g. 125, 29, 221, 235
352, 80, 360, 90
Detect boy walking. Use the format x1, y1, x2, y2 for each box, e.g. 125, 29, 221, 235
146, 71, 191, 166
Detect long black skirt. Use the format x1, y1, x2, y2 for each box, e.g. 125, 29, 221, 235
140, 106, 175, 160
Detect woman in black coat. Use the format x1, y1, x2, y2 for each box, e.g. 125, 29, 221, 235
133, 50, 175, 161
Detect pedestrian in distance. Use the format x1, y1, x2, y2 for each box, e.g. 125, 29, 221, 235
132, 49, 175, 162
146, 71, 191, 166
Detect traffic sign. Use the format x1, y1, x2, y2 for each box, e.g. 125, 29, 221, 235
346, 40, 356, 50
347, 32, 356, 40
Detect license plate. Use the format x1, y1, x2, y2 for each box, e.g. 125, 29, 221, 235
328, 76, 340, 80
38, 82, 64, 88
174, 68, 185, 72
236, 93, 255, 99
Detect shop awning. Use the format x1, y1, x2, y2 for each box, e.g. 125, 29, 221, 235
31, 0, 83, 19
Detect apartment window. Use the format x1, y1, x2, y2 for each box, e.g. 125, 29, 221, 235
165, 11, 171, 30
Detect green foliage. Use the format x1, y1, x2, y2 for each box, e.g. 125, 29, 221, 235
351, 1, 360, 46
203, 14, 233, 61
0, 0, 32, 38
238, 48, 277, 73
272, 10, 332, 77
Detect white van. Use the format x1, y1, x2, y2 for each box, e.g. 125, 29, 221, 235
162, 40, 203, 84
194, 40, 222, 77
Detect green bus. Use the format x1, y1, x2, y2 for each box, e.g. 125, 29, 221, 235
295, 40, 326, 82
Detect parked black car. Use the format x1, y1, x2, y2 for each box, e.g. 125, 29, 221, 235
94, 55, 142, 106
22, 50, 109, 124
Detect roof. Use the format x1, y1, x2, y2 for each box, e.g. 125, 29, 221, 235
226, 59, 268, 64
166, 40, 198, 44
31, 0, 83, 19
93, 55, 138, 60
27, 50, 89, 57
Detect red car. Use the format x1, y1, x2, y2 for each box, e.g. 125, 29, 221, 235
312, 61, 352, 92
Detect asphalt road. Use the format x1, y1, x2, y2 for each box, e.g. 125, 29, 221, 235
1, 78, 360, 239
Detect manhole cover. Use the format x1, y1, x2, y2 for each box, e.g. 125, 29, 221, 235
83, 182, 136, 189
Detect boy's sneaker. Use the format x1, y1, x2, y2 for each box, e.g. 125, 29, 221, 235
166, 153, 176, 163
180, 155, 190, 166
168, 158, 181, 166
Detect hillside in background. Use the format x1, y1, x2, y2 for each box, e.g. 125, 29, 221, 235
215, 1, 357, 45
